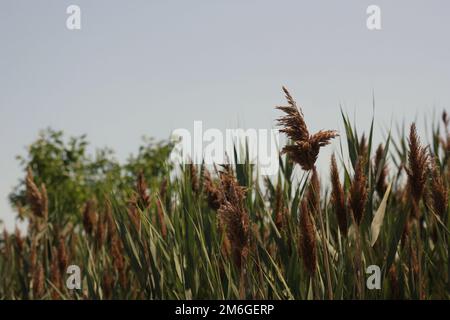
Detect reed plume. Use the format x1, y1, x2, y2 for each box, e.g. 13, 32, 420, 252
430, 157, 448, 218
32, 261, 45, 299
274, 182, 287, 230
127, 195, 141, 233
25, 167, 48, 219
57, 236, 69, 273
102, 270, 114, 299
29, 238, 38, 268
388, 265, 400, 299
111, 234, 126, 287
374, 144, 388, 197
50, 248, 62, 299
276, 86, 338, 171
189, 164, 200, 195
358, 134, 368, 161
82, 200, 97, 236
217, 168, 250, 268
306, 168, 320, 215
204, 169, 223, 211
299, 199, 317, 275
330, 154, 348, 236
350, 157, 368, 226
406, 123, 428, 218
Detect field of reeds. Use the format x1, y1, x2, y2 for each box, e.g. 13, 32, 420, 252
0, 87, 449, 300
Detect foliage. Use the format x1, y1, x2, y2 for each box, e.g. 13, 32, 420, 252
0, 95, 449, 300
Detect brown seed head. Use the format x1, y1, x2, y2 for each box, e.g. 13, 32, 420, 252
189, 164, 200, 194
50, 248, 62, 298
276, 87, 338, 170
374, 144, 388, 197
330, 154, 348, 236
127, 195, 141, 232
111, 235, 125, 272
217, 169, 250, 268
306, 167, 320, 215
203, 169, 223, 210
406, 124, 428, 217
82, 200, 97, 236
273, 182, 287, 230
26, 168, 48, 219
358, 134, 368, 164
32, 261, 45, 299
350, 157, 368, 226
299, 199, 317, 275
430, 157, 448, 218
102, 270, 114, 299
57, 236, 69, 273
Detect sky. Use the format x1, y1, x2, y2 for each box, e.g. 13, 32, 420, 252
1, 0, 449, 229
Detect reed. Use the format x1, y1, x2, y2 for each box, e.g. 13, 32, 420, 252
0, 90, 449, 300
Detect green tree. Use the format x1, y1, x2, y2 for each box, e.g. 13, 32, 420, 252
9, 128, 173, 225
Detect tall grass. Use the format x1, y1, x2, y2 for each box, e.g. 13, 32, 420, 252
0, 88, 449, 300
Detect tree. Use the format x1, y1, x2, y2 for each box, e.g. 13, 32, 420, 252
9, 128, 173, 225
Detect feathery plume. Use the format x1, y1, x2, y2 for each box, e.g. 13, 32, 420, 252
274, 182, 287, 230
57, 236, 69, 273
330, 154, 348, 235
406, 123, 428, 218
127, 195, 141, 233
350, 157, 368, 226
299, 199, 317, 275
189, 164, 200, 195
111, 234, 126, 287
204, 169, 223, 211
105, 202, 116, 243
82, 200, 97, 236
276, 86, 338, 170
26, 168, 48, 219
32, 261, 45, 299
374, 144, 388, 198
358, 134, 368, 161
29, 238, 38, 268
102, 270, 114, 300
306, 167, 320, 215
50, 248, 62, 299
430, 158, 448, 218
388, 265, 400, 299
217, 168, 250, 268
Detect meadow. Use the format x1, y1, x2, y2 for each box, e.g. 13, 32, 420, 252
0, 87, 449, 300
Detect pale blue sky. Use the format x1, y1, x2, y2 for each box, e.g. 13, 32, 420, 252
1, 0, 449, 229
